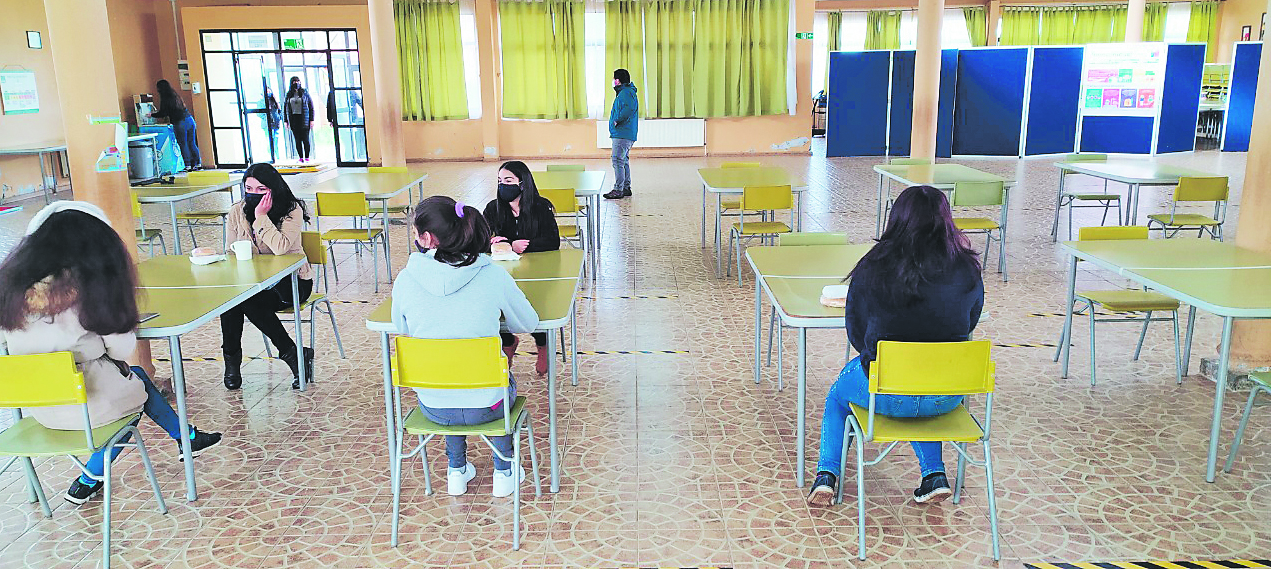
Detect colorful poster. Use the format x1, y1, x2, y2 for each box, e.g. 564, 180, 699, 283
1120, 89, 1137, 108
1087, 69, 1117, 83
1085, 88, 1104, 108
1080, 43, 1166, 117
1102, 89, 1121, 108
1137, 89, 1156, 109
1117, 69, 1134, 83
0, 71, 40, 115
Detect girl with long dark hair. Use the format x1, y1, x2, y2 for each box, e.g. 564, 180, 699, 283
151, 79, 201, 170
807, 186, 985, 507
482, 161, 560, 375
220, 163, 313, 390
0, 202, 220, 506
284, 76, 315, 162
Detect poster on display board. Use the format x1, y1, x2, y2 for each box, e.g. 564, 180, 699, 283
0, 70, 40, 114
1079, 43, 1166, 117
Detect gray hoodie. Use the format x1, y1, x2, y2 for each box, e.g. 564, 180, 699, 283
390, 251, 539, 408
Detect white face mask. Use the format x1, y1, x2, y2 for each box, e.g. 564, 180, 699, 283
613, 79, 620, 87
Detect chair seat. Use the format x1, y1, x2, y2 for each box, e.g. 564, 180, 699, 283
849, 403, 984, 443
731, 222, 791, 235
559, 225, 580, 238
0, 414, 139, 457
1065, 193, 1121, 201
954, 217, 1000, 231
375, 205, 410, 214
720, 197, 742, 210
176, 211, 227, 220
403, 397, 526, 436
1147, 213, 1221, 227
277, 292, 327, 314
1078, 290, 1180, 312
1250, 370, 1270, 389
322, 228, 384, 241
136, 229, 163, 241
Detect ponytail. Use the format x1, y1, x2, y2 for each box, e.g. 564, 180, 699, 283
413, 196, 491, 267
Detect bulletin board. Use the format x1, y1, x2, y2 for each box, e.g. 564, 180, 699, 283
0, 70, 40, 115
1079, 43, 1166, 117
1155, 43, 1205, 153
952, 48, 1029, 156
1025, 46, 1084, 156
826, 51, 891, 157
887, 49, 959, 158
1222, 42, 1262, 152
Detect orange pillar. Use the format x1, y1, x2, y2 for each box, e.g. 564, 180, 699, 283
367, 0, 405, 167
1126, 0, 1146, 42
986, 0, 1001, 46
910, 0, 944, 160
476, 0, 502, 160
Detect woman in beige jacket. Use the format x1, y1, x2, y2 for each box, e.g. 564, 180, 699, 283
221, 163, 314, 390
0, 202, 220, 505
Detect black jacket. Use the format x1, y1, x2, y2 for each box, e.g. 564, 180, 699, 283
152, 95, 188, 123
482, 197, 560, 254
846, 259, 984, 374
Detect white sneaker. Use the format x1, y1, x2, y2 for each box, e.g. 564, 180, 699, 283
447, 464, 476, 496
492, 466, 525, 498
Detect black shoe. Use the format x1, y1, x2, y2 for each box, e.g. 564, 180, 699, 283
807, 471, 837, 507
603, 189, 626, 200
65, 478, 103, 505
280, 346, 315, 389
913, 472, 953, 504
622, 188, 632, 196
177, 428, 223, 461
223, 351, 242, 390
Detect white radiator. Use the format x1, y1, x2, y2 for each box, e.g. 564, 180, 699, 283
596, 119, 705, 148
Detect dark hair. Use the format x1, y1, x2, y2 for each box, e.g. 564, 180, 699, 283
0, 210, 140, 335
848, 185, 980, 305
286, 76, 305, 99
413, 196, 491, 267
496, 160, 542, 239
156, 79, 186, 112
242, 163, 310, 226
614, 68, 631, 84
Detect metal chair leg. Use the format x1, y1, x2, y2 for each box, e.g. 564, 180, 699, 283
322, 300, 346, 358
1089, 305, 1098, 387
766, 308, 777, 366
984, 442, 1002, 560
952, 442, 967, 504
1133, 310, 1153, 360
19, 457, 51, 517
1224, 385, 1268, 473
1172, 309, 1182, 384
512, 429, 522, 551
526, 416, 542, 498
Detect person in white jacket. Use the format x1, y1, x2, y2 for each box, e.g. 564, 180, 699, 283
391, 195, 539, 498
0, 202, 221, 506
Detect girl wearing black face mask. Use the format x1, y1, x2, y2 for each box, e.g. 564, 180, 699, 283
221, 163, 314, 391
482, 160, 560, 375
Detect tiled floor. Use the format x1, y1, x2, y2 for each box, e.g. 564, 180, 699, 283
1, 145, 1268, 568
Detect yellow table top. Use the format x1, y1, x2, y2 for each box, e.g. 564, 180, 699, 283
137, 285, 254, 337
763, 277, 847, 320
0, 140, 67, 154
746, 244, 873, 278
1128, 267, 1271, 318
873, 164, 1012, 188
138, 254, 307, 288
295, 168, 428, 200
698, 166, 808, 191
132, 181, 238, 202
494, 249, 585, 281
1060, 239, 1271, 274
1054, 160, 1215, 184
533, 171, 608, 196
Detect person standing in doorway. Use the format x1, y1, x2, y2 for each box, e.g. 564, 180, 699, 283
265, 86, 282, 161
285, 76, 315, 163
604, 69, 638, 200
151, 80, 201, 171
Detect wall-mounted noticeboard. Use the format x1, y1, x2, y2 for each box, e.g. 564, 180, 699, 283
0, 70, 40, 114
1080, 43, 1166, 117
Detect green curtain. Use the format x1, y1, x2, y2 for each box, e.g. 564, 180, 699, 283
1069, 5, 1127, 44
395, 0, 468, 121
1040, 6, 1075, 45
864, 10, 901, 50
605, 0, 647, 117
1000, 6, 1040, 46
1187, 0, 1218, 62
641, 0, 696, 118
827, 11, 842, 51
1143, 2, 1168, 42
500, 0, 587, 119
963, 6, 986, 47
693, 0, 790, 117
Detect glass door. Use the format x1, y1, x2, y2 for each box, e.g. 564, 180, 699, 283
201, 32, 247, 168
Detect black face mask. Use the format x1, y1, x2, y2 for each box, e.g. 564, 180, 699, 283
416, 241, 429, 253
244, 193, 266, 211
498, 183, 522, 202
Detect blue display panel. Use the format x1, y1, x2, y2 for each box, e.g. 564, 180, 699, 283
1156, 43, 1204, 153
936, 49, 959, 158
952, 48, 1029, 156
1025, 47, 1083, 155
889, 51, 915, 156
1080, 116, 1155, 153
826, 51, 891, 157
1222, 42, 1262, 152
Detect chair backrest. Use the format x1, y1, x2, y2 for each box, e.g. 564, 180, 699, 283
0, 352, 87, 408
546, 164, 585, 171
721, 162, 762, 168
1174, 176, 1229, 202
129, 191, 144, 219
889, 158, 931, 165
778, 232, 847, 246
952, 181, 1004, 207
740, 185, 793, 211
315, 192, 371, 217
186, 171, 231, 184
539, 188, 578, 214
301, 231, 326, 265
367, 166, 408, 174
393, 336, 508, 390
1078, 225, 1148, 241
870, 340, 995, 396
1064, 153, 1108, 162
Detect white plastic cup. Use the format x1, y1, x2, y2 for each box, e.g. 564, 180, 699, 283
229, 240, 254, 261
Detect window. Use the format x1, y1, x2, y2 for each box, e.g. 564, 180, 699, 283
841, 11, 867, 51
459, 4, 483, 118
585, 9, 606, 118
812, 12, 828, 95
1163, 2, 1191, 43
941, 8, 972, 49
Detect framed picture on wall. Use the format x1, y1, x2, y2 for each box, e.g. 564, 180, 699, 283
1242, 26, 1252, 41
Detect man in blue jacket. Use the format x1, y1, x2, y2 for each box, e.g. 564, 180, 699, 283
604, 69, 638, 200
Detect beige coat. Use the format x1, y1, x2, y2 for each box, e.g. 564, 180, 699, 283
1, 296, 146, 430
226, 202, 313, 280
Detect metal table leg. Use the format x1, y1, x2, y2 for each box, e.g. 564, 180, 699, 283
876, 174, 886, 238
292, 272, 306, 390
754, 276, 762, 384
570, 304, 579, 387
169, 202, 182, 254
1183, 305, 1197, 375
548, 330, 559, 492
796, 327, 807, 487
1206, 317, 1234, 482
701, 184, 707, 248
1060, 256, 1078, 378
38, 152, 51, 204
382, 200, 393, 279
169, 336, 197, 501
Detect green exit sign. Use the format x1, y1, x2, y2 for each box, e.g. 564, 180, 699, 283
795, 32, 813, 39
283, 38, 304, 50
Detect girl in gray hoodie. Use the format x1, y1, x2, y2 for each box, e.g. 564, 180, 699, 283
390, 196, 539, 497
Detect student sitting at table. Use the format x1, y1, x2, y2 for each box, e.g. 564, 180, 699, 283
483, 160, 560, 376
220, 163, 313, 390
392, 195, 539, 497
806, 185, 985, 508
0, 202, 221, 506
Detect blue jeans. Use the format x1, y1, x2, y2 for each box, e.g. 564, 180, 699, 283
173, 115, 201, 169
81, 367, 184, 482
419, 379, 517, 472
611, 138, 634, 191
817, 356, 964, 478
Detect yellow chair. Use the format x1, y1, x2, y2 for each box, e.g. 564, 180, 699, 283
1053, 226, 1182, 386
836, 340, 1000, 561
1224, 370, 1271, 474
263, 232, 346, 365
388, 337, 541, 550
727, 185, 794, 286
879, 158, 932, 224
130, 191, 167, 256
764, 233, 850, 380
952, 181, 1008, 282
184, 170, 231, 185
714, 162, 764, 250
315, 192, 390, 293
1147, 176, 1229, 240
1050, 153, 1121, 242
538, 187, 587, 254
0, 352, 167, 569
